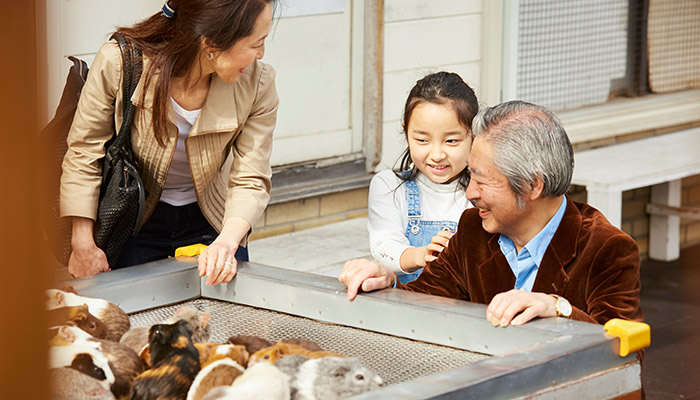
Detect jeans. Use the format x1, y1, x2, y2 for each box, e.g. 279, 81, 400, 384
114, 201, 249, 269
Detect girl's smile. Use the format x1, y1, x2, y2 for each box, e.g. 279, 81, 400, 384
406, 102, 471, 184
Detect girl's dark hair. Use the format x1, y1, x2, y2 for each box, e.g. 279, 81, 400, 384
395, 71, 479, 189
115, 0, 277, 146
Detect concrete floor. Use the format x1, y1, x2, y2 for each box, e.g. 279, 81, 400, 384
249, 217, 700, 399
640, 243, 700, 399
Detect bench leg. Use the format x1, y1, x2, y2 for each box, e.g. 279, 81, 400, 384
586, 189, 622, 228
649, 180, 681, 262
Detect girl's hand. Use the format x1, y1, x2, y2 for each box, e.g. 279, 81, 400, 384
198, 241, 237, 285
424, 230, 454, 263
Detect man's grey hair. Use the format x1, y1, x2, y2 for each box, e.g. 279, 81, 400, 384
471, 100, 574, 205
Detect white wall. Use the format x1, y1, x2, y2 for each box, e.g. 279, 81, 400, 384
43, 0, 488, 172
378, 0, 484, 171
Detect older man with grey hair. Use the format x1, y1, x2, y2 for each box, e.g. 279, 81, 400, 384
340, 100, 643, 327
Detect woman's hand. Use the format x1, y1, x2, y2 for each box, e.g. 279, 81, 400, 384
68, 217, 110, 278
198, 216, 250, 285
198, 241, 237, 285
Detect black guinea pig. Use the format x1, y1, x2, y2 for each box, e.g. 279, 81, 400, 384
130, 319, 201, 400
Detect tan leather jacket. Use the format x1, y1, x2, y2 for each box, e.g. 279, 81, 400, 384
60, 40, 278, 242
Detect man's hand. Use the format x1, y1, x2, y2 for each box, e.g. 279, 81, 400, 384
338, 258, 396, 300
424, 230, 454, 263
485, 289, 557, 327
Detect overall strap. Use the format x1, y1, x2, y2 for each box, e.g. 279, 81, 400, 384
404, 178, 422, 218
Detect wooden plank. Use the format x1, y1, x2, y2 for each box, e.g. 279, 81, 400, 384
560, 90, 700, 144
572, 128, 700, 191
647, 204, 700, 220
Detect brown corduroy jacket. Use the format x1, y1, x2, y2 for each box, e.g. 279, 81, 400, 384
399, 197, 643, 325
60, 40, 279, 243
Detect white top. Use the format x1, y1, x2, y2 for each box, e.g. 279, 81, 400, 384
368, 169, 471, 272
160, 98, 201, 206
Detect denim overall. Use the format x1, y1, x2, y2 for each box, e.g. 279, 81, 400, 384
400, 179, 458, 284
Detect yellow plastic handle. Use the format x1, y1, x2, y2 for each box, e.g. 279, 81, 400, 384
603, 318, 651, 357
174, 243, 208, 257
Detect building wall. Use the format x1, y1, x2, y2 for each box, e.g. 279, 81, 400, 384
378, 0, 483, 171
251, 187, 369, 240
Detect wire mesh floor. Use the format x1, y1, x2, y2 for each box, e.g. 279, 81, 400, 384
129, 298, 489, 386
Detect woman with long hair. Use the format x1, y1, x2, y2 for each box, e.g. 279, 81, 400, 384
61, 0, 279, 285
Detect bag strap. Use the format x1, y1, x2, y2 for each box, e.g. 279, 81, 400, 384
105, 34, 143, 162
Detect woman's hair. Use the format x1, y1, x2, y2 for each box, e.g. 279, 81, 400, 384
115, 0, 277, 146
471, 100, 574, 208
395, 71, 479, 189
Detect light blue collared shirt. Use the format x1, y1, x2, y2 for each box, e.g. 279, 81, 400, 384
498, 197, 567, 292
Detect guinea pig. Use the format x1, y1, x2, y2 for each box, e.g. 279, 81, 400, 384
195, 342, 249, 369
200, 361, 290, 400
47, 304, 110, 339
293, 357, 383, 400
120, 305, 210, 354
275, 355, 311, 399
47, 287, 130, 342
248, 342, 345, 367
49, 344, 115, 385
130, 319, 201, 400
51, 325, 145, 398
279, 338, 323, 352
186, 358, 245, 400
48, 367, 116, 400
227, 334, 273, 355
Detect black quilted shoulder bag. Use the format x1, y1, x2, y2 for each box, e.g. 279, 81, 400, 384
43, 34, 145, 268
93, 34, 146, 267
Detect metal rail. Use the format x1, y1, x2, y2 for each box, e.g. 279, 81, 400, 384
59, 257, 641, 399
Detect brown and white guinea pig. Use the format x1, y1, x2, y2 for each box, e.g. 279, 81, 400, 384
130, 319, 201, 400
48, 367, 116, 400
200, 362, 290, 400
51, 325, 145, 399
293, 357, 383, 400
47, 304, 110, 340
120, 305, 211, 355
47, 287, 130, 342
49, 344, 116, 386
195, 343, 249, 369
186, 358, 246, 400
248, 342, 345, 367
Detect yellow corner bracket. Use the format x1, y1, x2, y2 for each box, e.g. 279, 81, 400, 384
603, 318, 650, 357
174, 243, 208, 257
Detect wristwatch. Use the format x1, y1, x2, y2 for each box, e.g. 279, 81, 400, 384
551, 294, 572, 318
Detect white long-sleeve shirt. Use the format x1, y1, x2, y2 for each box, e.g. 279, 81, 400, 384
368, 169, 471, 273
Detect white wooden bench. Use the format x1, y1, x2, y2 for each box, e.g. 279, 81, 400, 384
571, 128, 700, 261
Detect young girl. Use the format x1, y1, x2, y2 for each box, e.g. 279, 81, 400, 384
368, 72, 478, 284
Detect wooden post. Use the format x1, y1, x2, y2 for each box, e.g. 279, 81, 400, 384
649, 180, 681, 261
363, 0, 383, 172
